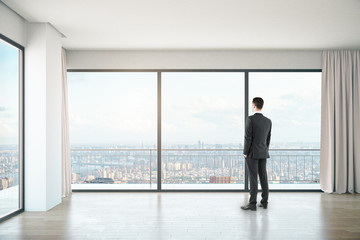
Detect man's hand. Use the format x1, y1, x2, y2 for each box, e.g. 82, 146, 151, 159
244, 155, 247, 158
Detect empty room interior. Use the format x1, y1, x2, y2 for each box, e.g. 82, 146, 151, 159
0, 0, 360, 239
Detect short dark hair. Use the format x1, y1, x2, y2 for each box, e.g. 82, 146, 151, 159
252, 97, 264, 109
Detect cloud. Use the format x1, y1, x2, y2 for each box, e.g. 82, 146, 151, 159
70, 111, 156, 135
0, 106, 6, 111
163, 122, 177, 132
69, 113, 93, 126
0, 120, 17, 141
170, 96, 241, 113
290, 119, 320, 128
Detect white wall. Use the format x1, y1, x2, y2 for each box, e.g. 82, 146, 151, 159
25, 23, 62, 211
45, 24, 62, 211
0, 2, 26, 46
67, 50, 322, 70
24, 23, 47, 211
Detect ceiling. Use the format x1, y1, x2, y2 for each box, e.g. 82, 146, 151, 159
3, 0, 360, 50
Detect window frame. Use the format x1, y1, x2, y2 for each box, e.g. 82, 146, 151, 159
0, 33, 25, 223
67, 69, 322, 192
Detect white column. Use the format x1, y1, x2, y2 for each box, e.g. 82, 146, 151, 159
25, 23, 62, 211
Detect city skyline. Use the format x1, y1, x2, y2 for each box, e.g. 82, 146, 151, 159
1, 144, 320, 192
70, 147, 320, 187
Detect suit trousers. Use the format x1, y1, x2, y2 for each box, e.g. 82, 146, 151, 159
246, 157, 269, 205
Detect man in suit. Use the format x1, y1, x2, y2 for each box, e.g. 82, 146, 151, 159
241, 97, 272, 211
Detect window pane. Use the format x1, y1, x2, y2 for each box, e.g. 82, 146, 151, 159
162, 72, 245, 189
0, 39, 21, 216
249, 72, 321, 189
68, 72, 157, 190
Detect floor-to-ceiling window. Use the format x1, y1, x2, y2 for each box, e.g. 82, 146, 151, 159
249, 72, 321, 189
68, 72, 157, 190
162, 72, 245, 189
67, 70, 321, 191
0, 35, 24, 220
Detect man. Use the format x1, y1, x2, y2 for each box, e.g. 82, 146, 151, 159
241, 97, 272, 211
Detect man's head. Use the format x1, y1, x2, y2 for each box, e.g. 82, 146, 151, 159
252, 97, 264, 112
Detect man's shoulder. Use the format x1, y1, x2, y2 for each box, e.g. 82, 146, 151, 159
249, 113, 268, 119
263, 115, 272, 123
252, 114, 271, 123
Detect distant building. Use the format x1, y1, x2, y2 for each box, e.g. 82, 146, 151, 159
209, 176, 233, 184
72, 173, 77, 183
89, 178, 114, 184
1, 178, 8, 189
6, 177, 13, 187
0, 177, 13, 189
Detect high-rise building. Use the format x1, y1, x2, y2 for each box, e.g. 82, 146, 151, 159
72, 173, 77, 183
209, 176, 233, 184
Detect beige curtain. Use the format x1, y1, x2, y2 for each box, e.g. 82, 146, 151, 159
320, 50, 360, 193
62, 48, 72, 197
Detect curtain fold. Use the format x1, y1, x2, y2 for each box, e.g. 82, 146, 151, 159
320, 50, 360, 193
62, 48, 72, 197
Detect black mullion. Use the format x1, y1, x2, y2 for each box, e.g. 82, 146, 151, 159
157, 72, 162, 191
244, 72, 249, 191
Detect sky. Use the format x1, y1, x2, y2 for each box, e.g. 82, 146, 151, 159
68, 72, 157, 146
249, 72, 321, 145
68, 71, 321, 147
162, 72, 244, 146
0, 40, 20, 145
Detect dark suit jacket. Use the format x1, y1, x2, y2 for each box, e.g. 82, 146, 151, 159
243, 113, 272, 159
